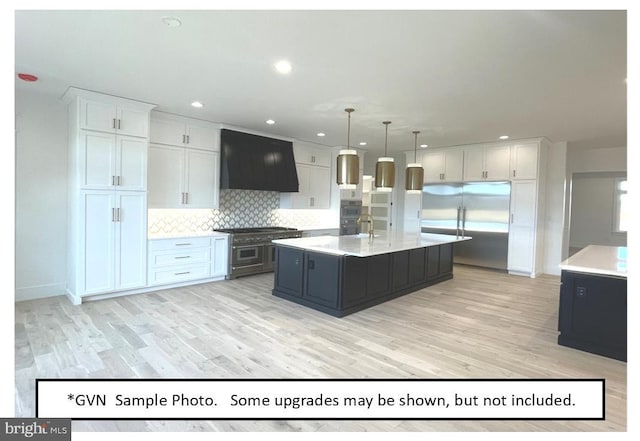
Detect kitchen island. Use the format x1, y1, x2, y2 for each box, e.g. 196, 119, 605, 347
272, 233, 471, 317
558, 245, 627, 361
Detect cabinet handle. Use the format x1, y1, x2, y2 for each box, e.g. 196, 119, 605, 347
116, 208, 121, 222
181, 192, 185, 204
112, 118, 117, 129
175, 256, 191, 259
117, 175, 122, 186
117, 119, 121, 130
310, 197, 314, 207
186, 135, 190, 144
112, 175, 116, 186
186, 192, 189, 204
311, 155, 315, 163
511, 213, 514, 224
174, 271, 191, 275
111, 207, 116, 222
512, 169, 516, 177
175, 243, 192, 246
182, 134, 186, 144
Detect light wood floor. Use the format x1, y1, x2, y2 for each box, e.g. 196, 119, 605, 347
15, 265, 626, 431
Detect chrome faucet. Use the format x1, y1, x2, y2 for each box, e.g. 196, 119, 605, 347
357, 213, 375, 240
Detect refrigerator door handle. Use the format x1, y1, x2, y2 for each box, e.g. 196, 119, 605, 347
461, 207, 467, 236
456, 206, 461, 238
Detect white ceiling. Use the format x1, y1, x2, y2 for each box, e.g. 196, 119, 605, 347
15, 10, 626, 155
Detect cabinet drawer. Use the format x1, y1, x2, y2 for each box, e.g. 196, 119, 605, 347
150, 247, 211, 268
148, 263, 211, 286
149, 237, 211, 251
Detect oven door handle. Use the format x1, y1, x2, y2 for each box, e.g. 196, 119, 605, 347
232, 263, 264, 271
232, 244, 266, 250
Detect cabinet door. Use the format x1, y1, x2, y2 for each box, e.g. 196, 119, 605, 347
508, 225, 535, 273
117, 106, 149, 138
294, 144, 331, 167
186, 123, 219, 151
308, 166, 331, 209
507, 180, 537, 273
511, 143, 539, 180
304, 252, 339, 307
79, 131, 116, 189
116, 136, 147, 191
291, 164, 312, 208
79, 99, 116, 133
185, 149, 219, 208
463, 148, 485, 181
211, 237, 229, 277
114, 192, 147, 290
275, 247, 304, 297
423, 151, 445, 183
443, 149, 464, 181
484, 145, 511, 180
148, 144, 185, 208
150, 117, 186, 146
80, 191, 115, 295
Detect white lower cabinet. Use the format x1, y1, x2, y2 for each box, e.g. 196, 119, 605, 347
80, 190, 147, 296
148, 235, 229, 285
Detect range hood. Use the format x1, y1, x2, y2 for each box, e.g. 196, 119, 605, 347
220, 129, 299, 192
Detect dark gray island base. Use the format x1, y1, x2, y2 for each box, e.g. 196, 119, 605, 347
557, 245, 627, 362
272, 243, 453, 317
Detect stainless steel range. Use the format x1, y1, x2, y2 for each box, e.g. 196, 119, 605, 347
213, 227, 302, 279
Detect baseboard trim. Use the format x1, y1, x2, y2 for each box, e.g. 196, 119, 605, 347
15, 283, 66, 302
79, 276, 226, 304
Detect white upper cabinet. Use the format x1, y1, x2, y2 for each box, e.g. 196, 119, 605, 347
286, 164, 331, 209
147, 144, 219, 209
281, 141, 332, 209
294, 143, 331, 167
150, 112, 219, 151
79, 98, 150, 138
184, 149, 219, 208
79, 131, 147, 191
422, 148, 463, 183
510, 143, 539, 180
463, 144, 511, 181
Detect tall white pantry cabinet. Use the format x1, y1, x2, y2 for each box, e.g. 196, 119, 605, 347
64, 88, 156, 304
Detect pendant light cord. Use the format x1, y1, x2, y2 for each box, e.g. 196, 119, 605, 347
383, 121, 391, 156
413, 130, 420, 162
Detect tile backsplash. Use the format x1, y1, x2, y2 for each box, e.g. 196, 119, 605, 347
148, 189, 338, 234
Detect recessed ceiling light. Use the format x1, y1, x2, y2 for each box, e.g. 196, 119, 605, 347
161, 17, 182, 27
274, 60, 292, 74
420, 144, 428, 148
266, 119, 276, 125
359, 142, 367, 146
317, 132, 325, 137
499, 135, 509, 140
191, 101, 204, 108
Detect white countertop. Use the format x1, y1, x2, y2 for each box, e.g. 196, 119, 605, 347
148, 231, 230, 240
273, 232, 471, 257
560, 245, 627, 278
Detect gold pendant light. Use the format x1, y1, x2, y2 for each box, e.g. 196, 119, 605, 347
375, 121, 394, 192
336, 108, 359, 189
405, 130, 424, 194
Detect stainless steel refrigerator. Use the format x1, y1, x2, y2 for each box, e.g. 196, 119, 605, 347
421, 181, 511, 270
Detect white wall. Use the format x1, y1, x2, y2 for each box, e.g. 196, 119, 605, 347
15, 90, 68, 301
568, 173, 627, 249
542, 142, 567, 275
562, 146, 627, 259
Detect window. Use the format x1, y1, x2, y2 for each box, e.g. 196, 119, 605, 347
613, 178, 628, 232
